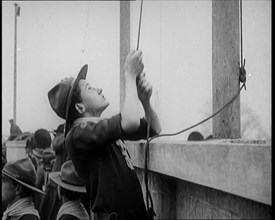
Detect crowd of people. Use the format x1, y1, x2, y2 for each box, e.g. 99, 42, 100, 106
2, 50, 162, 220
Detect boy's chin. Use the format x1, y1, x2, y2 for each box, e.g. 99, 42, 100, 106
101, 102, 110, 112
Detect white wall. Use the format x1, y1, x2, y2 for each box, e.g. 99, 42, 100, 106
2, 1, 271, 141
130, 0, 271, 141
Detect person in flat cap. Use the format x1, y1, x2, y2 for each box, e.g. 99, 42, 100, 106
38, 124, 68, 220
32, 128, 55, 188
2, 157, 45, 220
33, 129, 52, 150
32, 130, 55, 210
49, 160, 89, 220
48, 50, 161, 220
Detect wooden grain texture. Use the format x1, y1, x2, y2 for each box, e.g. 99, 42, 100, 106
120, 1, 130, 110
212, 0, 241, 138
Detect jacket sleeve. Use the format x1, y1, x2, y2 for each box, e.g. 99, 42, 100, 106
71, 114, 122, 152
121, 117, 158, 141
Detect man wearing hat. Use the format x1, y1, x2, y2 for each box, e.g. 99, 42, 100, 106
33, 129, 52, 150
38, 123, 68, 220
49, 160, 90, 220
32, 128, 54, 189
2, 158, 45, 220
48, 50, 161, 219
32, 129, 56, 209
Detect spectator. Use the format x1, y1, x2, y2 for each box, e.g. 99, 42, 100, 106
2, 141, 7, 169
49, 160, 89, 220
2, 157, 45, 220
8, 119, 22, 141
25, 134, 37, 170
38, 124, 68, 220
187, 131, 204, 141
32, 129, 55, 210
33, 129, 52, 150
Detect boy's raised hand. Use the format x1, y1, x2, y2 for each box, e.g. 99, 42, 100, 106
124, 50, 144, 77
137, 72, 152, 104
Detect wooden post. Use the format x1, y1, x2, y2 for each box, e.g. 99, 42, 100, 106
212, 0, 241, 139
14, 3, 19, 124
119, 1, 130, 111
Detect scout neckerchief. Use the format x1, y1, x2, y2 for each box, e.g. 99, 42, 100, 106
56, 200, 89, 220
2, 197, 40, 220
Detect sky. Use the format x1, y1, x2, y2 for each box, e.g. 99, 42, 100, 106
2, 1, 271, 141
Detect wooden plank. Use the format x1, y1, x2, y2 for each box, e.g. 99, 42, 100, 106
212, 0, 241, 138
127, 141, 271, 205
119, 1, 130, 110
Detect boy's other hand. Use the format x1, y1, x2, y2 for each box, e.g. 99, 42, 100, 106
137, 72, 152, 103
124, 50, 144, 77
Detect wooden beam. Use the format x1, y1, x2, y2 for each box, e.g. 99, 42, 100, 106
119, 1, 130, 111
14, 3, 19, 124
212, 0, 241, 139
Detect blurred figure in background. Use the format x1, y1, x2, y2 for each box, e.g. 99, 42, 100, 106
187, 131, 205, 141
49, 160, 90, 220
38, 124, 68, 220
32, 128, 55, 210
8, 119, 22, 141
2, 158, 45, 220
2, 140, 7, 169
25, 134, 37, 170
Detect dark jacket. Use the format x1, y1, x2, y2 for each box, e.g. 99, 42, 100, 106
38, 134, 68, 220
59, 214, 80, 220
66, 114, 156, 216
15, 214, 40, 220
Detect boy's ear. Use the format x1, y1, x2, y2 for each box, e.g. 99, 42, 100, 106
15, 184, 22, 196
75, 103, 86, 114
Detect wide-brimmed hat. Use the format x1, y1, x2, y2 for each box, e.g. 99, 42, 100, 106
34, 129, 52, 149
49, 160, 86, 193
2, 158, 45, 194
48, 65, 88, 135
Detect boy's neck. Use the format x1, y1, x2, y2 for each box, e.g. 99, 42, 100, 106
83, 111, 102, 118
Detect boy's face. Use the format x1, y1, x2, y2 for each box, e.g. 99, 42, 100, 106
2, 176, 17, 206
78, 79, 110, 116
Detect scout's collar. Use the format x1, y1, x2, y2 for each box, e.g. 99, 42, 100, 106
72, 117, 104, 128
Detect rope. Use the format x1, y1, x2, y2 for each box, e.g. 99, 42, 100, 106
135, 0, 155, 218
149, 84, 245, 143
79, 1, 91, 66
240, 0, 243, 66
135, 1, 247, 219
147, 0, 247, 143
136, 0, 143, 50
239, 0, 247, 90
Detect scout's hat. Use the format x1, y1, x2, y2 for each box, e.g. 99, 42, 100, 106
48, 65, 88, 135
49, 160, 86, 193
2, 158, 45, 194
